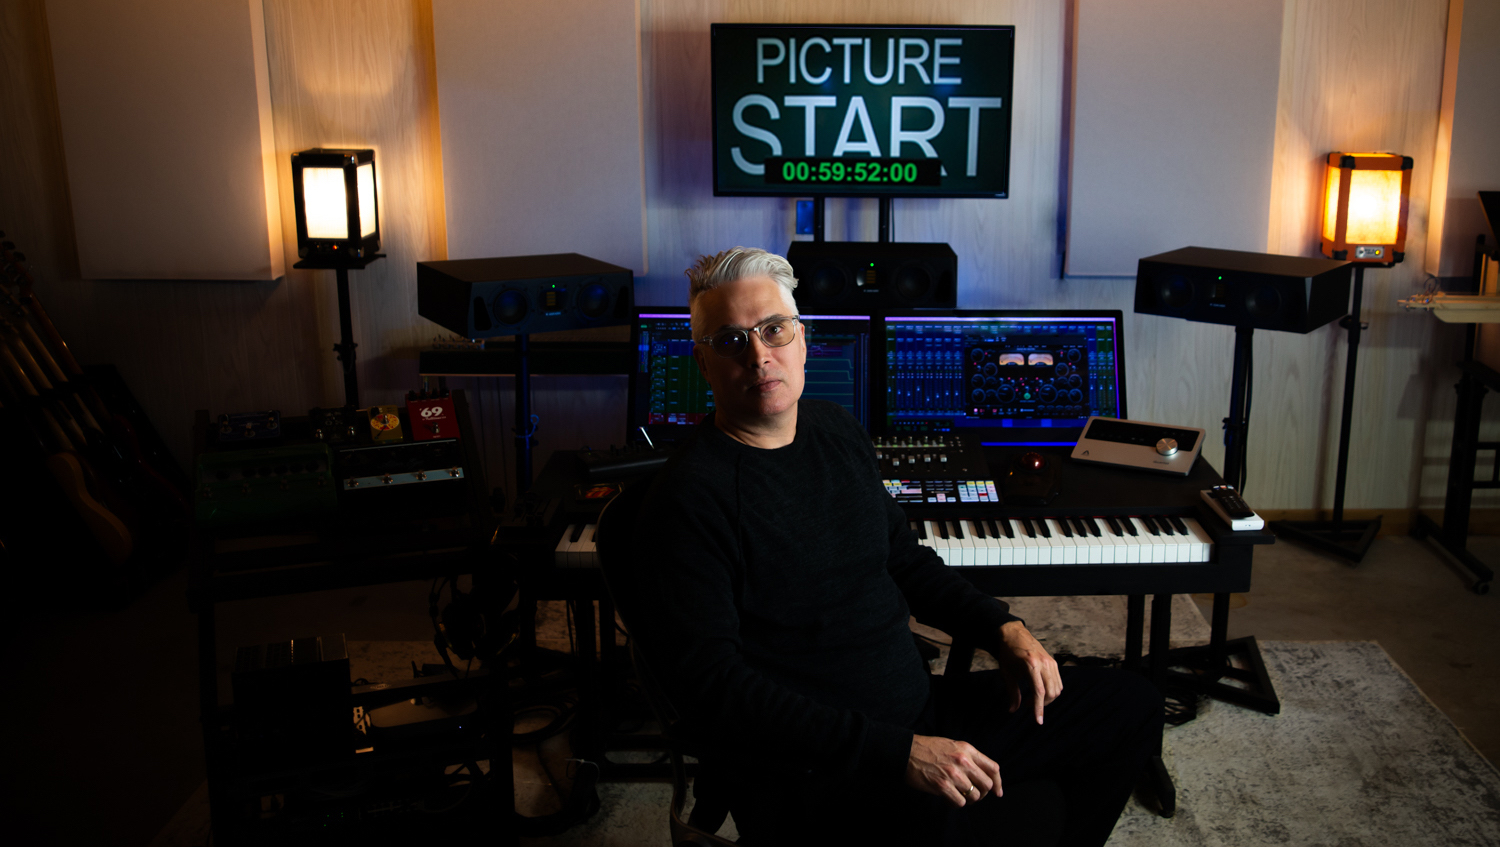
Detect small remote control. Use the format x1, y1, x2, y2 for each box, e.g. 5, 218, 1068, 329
1200, 485, 1264, 530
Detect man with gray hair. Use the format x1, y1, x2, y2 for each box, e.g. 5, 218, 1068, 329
629, 247, 1162, 845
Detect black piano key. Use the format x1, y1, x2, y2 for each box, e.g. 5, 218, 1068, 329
1139, 516, 1161, 536
1086, 517, 1103, 537
993, 519, 1011, 538
937, 520, 950, 540
1105, 516, 1123, 536
971, 520, 987, 540
1057, 518, 1074, 538
913, 521, 927, 540
1036, 519, 1052, 539
1122, 517, 1138, 537
1020, 517, 1036, 538
1070, 517, 1090, 537
952, 520, 966, 540
1169, 515, 1190, 535
569, 523, 585, 543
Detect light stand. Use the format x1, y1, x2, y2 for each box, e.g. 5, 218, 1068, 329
1271, 264, 1383, 560
292, 255, 384, 409
1271, 151, 1411, 563
291, 147, 383, 410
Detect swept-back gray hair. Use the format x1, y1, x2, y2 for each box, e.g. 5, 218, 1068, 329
686, 247, 799, 338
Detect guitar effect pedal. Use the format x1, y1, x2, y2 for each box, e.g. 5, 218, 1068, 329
407, 391, 459, 442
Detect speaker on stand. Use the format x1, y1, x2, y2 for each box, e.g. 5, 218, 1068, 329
418, 253, 634, 491
1134, 245, 1353, 717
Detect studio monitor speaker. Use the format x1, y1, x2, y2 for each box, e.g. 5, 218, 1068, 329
787, 241, 957, 313
1135, 247, 1351, 333
418, 253, 633, 338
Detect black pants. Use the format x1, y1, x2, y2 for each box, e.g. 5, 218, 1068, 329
729, 667, 1163, 847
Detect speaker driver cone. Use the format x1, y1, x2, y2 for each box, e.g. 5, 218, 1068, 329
578, 281, 610, 318
893, 264, 932, 302
494, 290, 528, 325
1159, 274, 1193, 309
808, 265, 847, 303
1245, 285, 1282, 318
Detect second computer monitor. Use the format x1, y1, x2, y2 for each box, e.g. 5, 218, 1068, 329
879, 311, 1128, 446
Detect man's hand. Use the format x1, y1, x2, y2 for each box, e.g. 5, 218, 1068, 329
905, 734, 1001, 807
997, 620, 1062, 724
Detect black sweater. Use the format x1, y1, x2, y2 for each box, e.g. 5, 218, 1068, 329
631, 400, 1018, 785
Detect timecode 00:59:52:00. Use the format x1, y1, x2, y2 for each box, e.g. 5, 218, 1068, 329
764, 156, 941, 186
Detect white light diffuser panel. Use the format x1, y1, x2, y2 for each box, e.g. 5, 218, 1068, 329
1065, 0, 1283, 277
46, 0, 283, 280
431, 0, 646, 273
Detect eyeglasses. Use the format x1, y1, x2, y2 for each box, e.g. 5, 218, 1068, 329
696, 317, 800, 358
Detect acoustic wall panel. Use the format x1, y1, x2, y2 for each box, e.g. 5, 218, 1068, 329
1425, 0, 1500, 280
1065, 0, 1283, 277
431, 0, 646, 274
46, 0, 284, 280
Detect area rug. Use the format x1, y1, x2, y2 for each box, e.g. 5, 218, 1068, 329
1109, 641, 1500, 847
152, 602, 1500, 847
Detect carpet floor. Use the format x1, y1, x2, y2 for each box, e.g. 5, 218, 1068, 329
153, 597, 1500, 846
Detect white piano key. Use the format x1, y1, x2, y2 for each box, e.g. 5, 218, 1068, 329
1181, 516, 1213, 562
1075, 519, 1104, 564
1119, 520, 1142, 563
1162, 518, 1190, 562
1133, 518, 1168, 563
1021, 519, 1050, 565
952, 521, 977, 567
924, 520, 952, 566
1045, 519, 1078, 565
554, 523, 576, 567
966, 521, 998, 567
574, 523, 599, 568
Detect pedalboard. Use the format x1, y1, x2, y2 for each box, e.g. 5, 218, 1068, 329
874, 433, 999, 505
1071, 416, 1206, 476
334, 439, 466, 491
215, 410, 281, 443
195, 442, 337, 526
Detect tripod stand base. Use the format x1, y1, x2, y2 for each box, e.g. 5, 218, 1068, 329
1160, 636, 1281, 715
1270, 516, 1381, 563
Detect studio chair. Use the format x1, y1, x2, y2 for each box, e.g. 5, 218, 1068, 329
595, 476, 738, 847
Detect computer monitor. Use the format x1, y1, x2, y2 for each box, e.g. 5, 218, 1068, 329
877, 311, 1127, 445
628, 308, 872, 445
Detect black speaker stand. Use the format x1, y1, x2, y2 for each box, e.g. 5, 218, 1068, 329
1151, 323, 1281, 715
1271, 263, 1383, 562
513, 332, 535, 493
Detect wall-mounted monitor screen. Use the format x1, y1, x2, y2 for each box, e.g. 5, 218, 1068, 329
711, 24, 1015, 198
628, 309, 872, 445
878, 311, 1127, 446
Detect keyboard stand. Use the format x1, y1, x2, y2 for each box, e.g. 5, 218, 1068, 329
1150, 592, 1281, 716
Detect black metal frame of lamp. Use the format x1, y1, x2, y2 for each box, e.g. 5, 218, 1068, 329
1270, 263, 1384, 562
293, 254, 385, 409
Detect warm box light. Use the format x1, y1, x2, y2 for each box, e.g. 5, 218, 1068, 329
1320, 152, 1411, 264
302, 167, 349, 239
291, 148, 380, 260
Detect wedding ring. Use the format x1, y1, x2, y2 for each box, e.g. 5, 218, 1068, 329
967, 785, 979, 796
